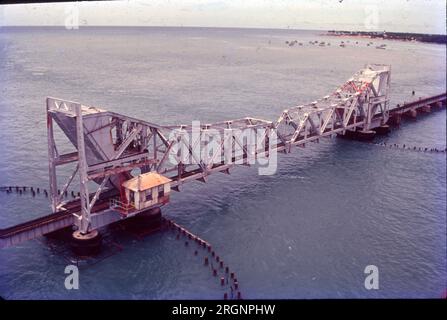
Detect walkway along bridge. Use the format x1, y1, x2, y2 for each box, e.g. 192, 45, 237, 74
0, 64, 446, 253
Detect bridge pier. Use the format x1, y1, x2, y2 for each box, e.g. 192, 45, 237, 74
420, 105, 431, 113
120, 207, 163, 234
341, 129, 376, 141
355, 130, 376, 141
373, 125, 390, 135
71, 229, 102, 257
403, 108, 417, 119
388, 113, 401, 126
434, 101, 444, 109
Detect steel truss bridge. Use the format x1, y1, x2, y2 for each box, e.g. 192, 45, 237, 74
1, 64, 446, 248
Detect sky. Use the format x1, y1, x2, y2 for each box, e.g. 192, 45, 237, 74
0, 0, 445, 34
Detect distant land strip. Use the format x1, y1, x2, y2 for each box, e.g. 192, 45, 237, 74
326, 30, 446, 44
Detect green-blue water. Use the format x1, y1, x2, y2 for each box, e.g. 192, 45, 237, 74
0, 27, 445, 299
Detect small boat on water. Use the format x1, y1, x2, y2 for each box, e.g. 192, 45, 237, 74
376, 44, 387, 49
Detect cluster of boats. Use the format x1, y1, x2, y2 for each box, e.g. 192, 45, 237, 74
285, 40, 303, 46
285, 39, 387, 49
285, 40, 332, 47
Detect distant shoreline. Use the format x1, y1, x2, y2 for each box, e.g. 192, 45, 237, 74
326, 30, 447, 44
1, 26, 446, 44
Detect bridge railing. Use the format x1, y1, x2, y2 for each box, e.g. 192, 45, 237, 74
391, 93, 446, 112
109, 198, 135, 213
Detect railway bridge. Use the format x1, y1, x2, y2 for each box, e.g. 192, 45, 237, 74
0, 64, 445, 253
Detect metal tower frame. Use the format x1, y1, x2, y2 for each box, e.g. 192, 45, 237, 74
46, 64, 391, 234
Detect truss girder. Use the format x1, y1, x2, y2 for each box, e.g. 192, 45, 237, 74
46, 64, 391, 233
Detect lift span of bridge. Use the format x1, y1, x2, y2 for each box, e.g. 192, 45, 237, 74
1, 64, 446, 250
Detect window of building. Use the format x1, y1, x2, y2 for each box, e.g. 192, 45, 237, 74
158, 185, 165, 198
146, 190, 153, 202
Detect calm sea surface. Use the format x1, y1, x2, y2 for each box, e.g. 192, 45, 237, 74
0, 27, 445, 299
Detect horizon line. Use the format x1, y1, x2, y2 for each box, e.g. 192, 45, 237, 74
1, 25, 446, 36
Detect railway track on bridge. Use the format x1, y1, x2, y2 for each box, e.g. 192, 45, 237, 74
0, 65, 445, 255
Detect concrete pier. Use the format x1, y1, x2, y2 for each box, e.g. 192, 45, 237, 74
404, 109, 417, 119
373, 125, 390, 135
120, 207, 163, 235
340, 129, 376, 141
70, 229, 102, 256
420, 105, 431, 113
388, 113, 402, 126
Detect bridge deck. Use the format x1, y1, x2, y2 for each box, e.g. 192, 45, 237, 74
0, 189, 118, 248
1, 92, 445, 249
